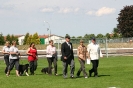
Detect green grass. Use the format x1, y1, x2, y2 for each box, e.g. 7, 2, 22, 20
0, 56, 133, 88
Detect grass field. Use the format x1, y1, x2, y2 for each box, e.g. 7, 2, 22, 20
0, 56, 133, 88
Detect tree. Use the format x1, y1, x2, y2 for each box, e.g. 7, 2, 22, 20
23, 33, 29, 45
32, 32, 40, 44
105, 33, 111, 39
6, 34, 12, 43
84, 34, 95, 39
6, 34, 19, 44
117, 5, 133, 37
96, 34, 104, 38
0, 33, 5, 45
26, 35, 32, 45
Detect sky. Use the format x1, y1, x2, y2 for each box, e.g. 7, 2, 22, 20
0, 0, 133, 37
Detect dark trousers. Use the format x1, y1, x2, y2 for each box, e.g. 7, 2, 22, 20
77, 59, 87, 77
47, 57, 57, 74
62, 59, 75, 77
90, 60, 99, 76
4, 55, 9, 73
8, 59, 19, 71
29, 60, 37, 74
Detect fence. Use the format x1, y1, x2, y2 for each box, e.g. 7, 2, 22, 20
1, 37, 133, 59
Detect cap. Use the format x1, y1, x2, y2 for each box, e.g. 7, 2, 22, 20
65, 35, 70, 39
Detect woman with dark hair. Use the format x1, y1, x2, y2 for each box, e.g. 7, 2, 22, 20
6, 41, 20, 77
2, 41, 10, 74
46, 40, 58, 75
26, 42, 38, 75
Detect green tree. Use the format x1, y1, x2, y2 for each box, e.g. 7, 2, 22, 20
6, 34, 12, 43
84, 34, 95, 39
96, 34, 104, 38
26, 35, 32, 45
105, 33, 111, 39
32, 32, 40, 44
77, 36, 82, 38
23, 33, 29, 45
117, 5, 133, 37
0, 33, 5, 45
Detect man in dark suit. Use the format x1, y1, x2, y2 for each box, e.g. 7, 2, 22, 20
61, 35, 75, 78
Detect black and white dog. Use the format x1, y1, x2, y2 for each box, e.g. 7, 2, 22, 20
41, 67, 54, 74
19, 64, 29, 76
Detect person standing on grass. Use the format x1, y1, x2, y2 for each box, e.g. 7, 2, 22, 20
27, 42, 38, 75
46, 40, 58, 75
76, 40, 88, 78
61, 35, 75, 78
87, 38, 103, 77
6, 41, 20, 77
2, 41, 10, 74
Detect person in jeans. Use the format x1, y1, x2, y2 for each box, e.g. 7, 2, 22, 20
46, 40, 58, 75
87, 38, 103, 77
27, 42, 38, 75
7, 41, 20, 77
2, 41, 10, 74
76, 40, 88, 78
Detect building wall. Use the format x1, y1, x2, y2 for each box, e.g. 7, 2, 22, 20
18, 36, 25, 45
45, 35, 65, 44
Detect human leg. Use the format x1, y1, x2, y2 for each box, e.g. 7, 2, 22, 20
47, 57, 52, 74
70, 59, 75, 77
53, 58, 58, 75
15, 59, 20, 76
62, 61, 68, 78
4, 55, 9, 74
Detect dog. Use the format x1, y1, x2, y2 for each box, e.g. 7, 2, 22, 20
41, 67, 54, 74
19, 64, 29, 76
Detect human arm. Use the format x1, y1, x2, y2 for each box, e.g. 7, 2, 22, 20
61, 43, 67, 59
26, 48, 32, 55
2, 47, 10, 54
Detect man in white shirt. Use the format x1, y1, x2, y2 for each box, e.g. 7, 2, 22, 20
87, 38, 103, 77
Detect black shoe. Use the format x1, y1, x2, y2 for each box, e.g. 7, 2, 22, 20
89, 70, 92, 77
76, 71, 80, 77
94, 75, 98, 77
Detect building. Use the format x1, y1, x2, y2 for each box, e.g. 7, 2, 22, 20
45, 35, 65, 44
18, 35, 25, 45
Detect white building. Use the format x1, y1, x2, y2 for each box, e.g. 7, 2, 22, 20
45, 35, 65, 44
18, 35, 25, 45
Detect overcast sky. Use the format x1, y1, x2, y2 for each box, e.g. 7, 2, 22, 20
0, 0, 132, 37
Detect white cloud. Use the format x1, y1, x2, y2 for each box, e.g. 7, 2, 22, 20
41, 8, 54, 13
96, 7, 116, 16
86, 7, 116, 16
58, 7, 79, 14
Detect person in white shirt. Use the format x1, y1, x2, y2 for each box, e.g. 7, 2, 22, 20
87, 38, 103, 77
46, 40, 58, 75
2, 41, 10, 74
6, 41, 20, 77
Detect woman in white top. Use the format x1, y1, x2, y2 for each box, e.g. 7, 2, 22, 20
2, 41, 10, 74
46, 40, 58, 75
87, 38, 103, 77
7, 41, 20, 77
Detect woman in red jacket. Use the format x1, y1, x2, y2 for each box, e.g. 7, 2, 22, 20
26, 42, 38, 75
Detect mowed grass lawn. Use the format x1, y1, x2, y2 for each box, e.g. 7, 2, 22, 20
0, 56, 133, 88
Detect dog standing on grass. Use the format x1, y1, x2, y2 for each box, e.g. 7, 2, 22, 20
19, 64, 29, 76
41, 67, 54, 74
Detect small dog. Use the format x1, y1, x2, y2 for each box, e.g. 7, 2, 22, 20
19, 64, 29, 76
41, 67, 54, 74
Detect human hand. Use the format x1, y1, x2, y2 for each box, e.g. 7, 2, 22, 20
64, 57, 67, 59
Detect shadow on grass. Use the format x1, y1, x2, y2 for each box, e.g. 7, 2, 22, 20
98, 74, 110, 77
